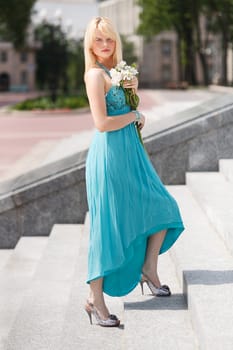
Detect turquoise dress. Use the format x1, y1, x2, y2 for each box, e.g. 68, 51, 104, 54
85, 69, 184, 297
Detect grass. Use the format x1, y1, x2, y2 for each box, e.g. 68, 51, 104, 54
13, 94, 89, 111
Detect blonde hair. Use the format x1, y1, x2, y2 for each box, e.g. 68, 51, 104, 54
84, 17, 122, 74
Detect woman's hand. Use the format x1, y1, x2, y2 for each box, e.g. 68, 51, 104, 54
137, 113, 145, 130
122, 77, 138, 93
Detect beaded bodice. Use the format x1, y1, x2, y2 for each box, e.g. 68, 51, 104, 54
106, 86, 131, 116
96, 61, 131, 116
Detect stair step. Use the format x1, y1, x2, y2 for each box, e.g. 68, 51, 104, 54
123, 251, 198, 349
0, 237, 48, 349
60, 213, 198, 349
186, 171, 233, 255
168, 185, 233, 350
0, 250, 12, 271
4, 224, 83, 350
219, 159, 233, 183
59, 214, 124, 350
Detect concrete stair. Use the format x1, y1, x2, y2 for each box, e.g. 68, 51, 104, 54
168, 185, 233, 350
0, 159, 233, 349
0, 237, 48, 349
186, 168, 233, 256
2, 225, 83, 350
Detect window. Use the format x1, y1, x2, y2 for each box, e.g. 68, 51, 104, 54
161, 40, 172, 57
0, 51, 8, 62
162, 65, 172, 82
21, 70, 28, 85
20, 51, 28, 63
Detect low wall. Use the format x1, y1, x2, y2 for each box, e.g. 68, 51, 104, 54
1, 93, 233, 248
0, 151, 88, 248
144, 93, 233, 183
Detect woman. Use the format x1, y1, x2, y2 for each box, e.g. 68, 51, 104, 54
84, 17, 184, 327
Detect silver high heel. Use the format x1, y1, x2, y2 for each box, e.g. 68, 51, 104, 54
140, 273, 171, 297
84, 301, 120, 327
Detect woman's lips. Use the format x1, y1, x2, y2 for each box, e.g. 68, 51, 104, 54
101, 49, 110, 52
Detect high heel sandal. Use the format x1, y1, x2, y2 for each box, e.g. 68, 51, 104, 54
140, 273, 171, 297
84, 301, 120, 327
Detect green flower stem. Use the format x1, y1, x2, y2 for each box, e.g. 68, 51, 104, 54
122, 87, 144, 146
135, 123, 145, 147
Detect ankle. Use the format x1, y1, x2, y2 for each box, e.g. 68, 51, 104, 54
87, 298, 109, 318
142, 264, 156, 278
142, 269, 161, 288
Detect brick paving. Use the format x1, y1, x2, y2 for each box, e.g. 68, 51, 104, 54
0, 89, 215, 180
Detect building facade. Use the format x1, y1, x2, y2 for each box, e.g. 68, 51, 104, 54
0, 43, 37, 92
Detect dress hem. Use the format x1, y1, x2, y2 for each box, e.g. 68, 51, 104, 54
86, 220, 184, 297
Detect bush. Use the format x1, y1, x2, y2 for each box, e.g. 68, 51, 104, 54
13, 94, 89, 111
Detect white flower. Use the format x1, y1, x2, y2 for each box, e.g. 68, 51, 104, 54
116, 60, 127, 70
110, 61, 138, 86
109, 68, 122, 86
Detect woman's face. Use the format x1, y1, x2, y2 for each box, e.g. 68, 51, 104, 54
92, 29, 116, 61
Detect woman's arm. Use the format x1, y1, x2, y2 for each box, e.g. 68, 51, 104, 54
85, 69, 143, 132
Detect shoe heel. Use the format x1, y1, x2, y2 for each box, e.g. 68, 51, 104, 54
85, 307, 93, 325
140, 281, 144, 295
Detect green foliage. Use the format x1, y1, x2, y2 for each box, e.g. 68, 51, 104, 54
67, 39, 85, 91
138, 0, 199, 84
12, 94, 88, 111
138, 0, 233, 85
35, 23, 86, 98
137, 0, 172, 38
35, 22, 69, 100
0, 0, 36, 47
121, 35, 138, 65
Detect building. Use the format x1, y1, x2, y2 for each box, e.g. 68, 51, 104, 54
0, 0, 98, 92
0, 41, 37, 92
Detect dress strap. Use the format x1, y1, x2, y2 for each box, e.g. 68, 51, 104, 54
96, 61, 111, 78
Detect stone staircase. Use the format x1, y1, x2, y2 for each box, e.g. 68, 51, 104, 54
1, 159, 233, 349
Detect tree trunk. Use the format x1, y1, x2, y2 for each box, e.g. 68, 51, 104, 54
184, 33, 197, 85
177, 35, 183, 82
222, 39, 228, 85
198, 52, 209, 86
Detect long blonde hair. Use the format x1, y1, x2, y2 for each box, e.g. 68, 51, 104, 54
84, 17, 122, 74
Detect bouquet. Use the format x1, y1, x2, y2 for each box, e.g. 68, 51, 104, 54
110, 61, 143, 145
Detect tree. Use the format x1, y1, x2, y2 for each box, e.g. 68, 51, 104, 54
138, 0, 233, 86
121, 35, 138, 65
35, 22, 69, 101
0, 0, 36, 48
137, 0, 200, 85
67, 39, 85, 92
203, 0, 233, 85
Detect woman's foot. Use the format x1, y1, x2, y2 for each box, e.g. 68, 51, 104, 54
85, 300, 120, 327
142, 266, 162, 287
141, 269, 171, 297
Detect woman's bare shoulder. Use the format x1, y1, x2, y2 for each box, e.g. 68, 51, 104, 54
85, 68, 103, 82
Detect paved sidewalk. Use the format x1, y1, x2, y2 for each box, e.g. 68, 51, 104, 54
0, 89, 217, 181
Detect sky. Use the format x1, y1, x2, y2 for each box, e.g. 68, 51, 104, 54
33, 0, 98, 39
